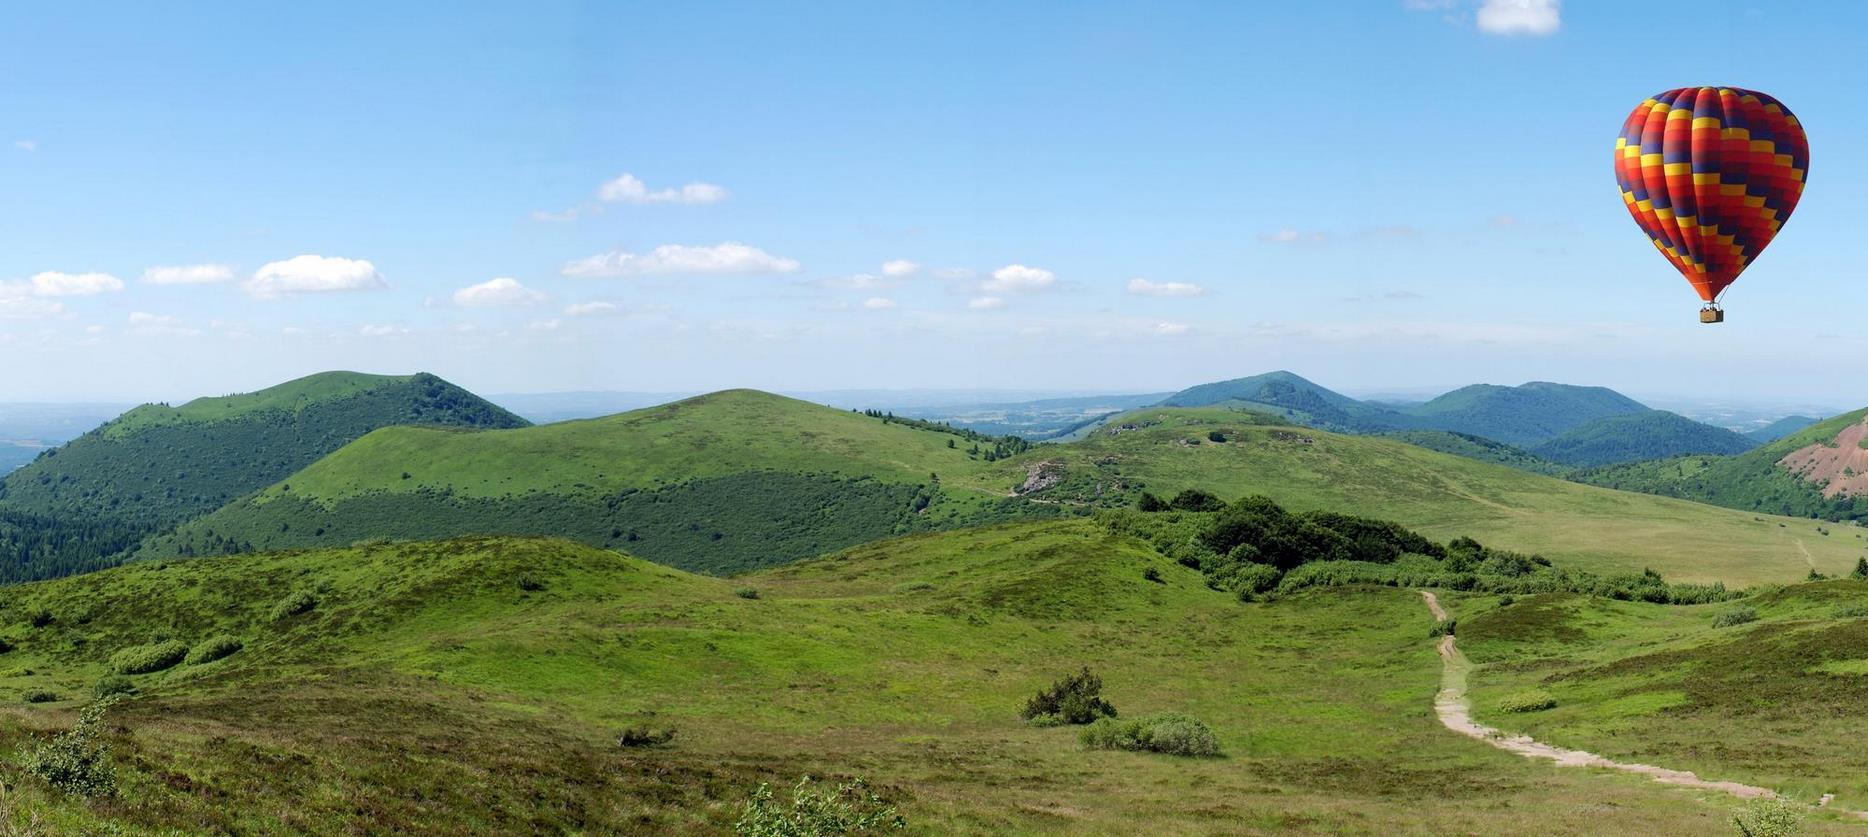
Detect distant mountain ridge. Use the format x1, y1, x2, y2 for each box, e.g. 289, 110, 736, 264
1527, 410, 1759, 468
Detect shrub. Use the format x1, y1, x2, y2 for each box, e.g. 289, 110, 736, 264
735, 588, 761, 600
1731, 797, 1802, 837
1020, 667, 1117, 726
269, 590, 318, 622
1854, 557, 1868, 579
1206, 430, 1227, 443
185, 635, 243, 666
1835, 603, 1868, 619
22, 690, 57, 704
108, 640, 189, 675
617, 726, 675, 748
1497, 690, 1556, 713
1168, 489, 1225, 513
517, 575, 546, 592
1428, 618, 1457, 638
28, 611, 52, 629
1080, 712, 1221, 757
1136, 492, 1167, 512
1497, 595, 1515, 608
1142, 568, 1162, 583
734, 776, 904, 836
1712, 606, 1758, 628
17, 697, 120, 797
91, 676, 135, 699
0, 638, 12, 654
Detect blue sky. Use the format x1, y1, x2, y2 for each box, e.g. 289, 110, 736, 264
3, 1, 1865, 405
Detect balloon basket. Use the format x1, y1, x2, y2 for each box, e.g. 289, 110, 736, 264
1699, 307, 1724, 324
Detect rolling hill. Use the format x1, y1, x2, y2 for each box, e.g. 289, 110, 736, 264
141, 390, 1062, 573
1576, 407, 1868, 523
0, 371, 528, 582
1157, 370, 1415, 433
0, 524, 1826, 833
1748, 414, 1823, 443
158, 393, 1865, 586
1526, 410, 1759, 468
1398, 382, 1649, 448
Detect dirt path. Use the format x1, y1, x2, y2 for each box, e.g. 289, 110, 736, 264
1418, 591, 1868, 814
1796, 538, 1816, 571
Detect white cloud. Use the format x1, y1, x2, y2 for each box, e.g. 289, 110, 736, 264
246, 255, 385, 299
967, 296, 1005, 310
1155, 322, 1191, 336
1258, 228, 1328, 244
982, 264, 1056, 293
881, 259, 919, 278
127, 311, 201, 337
564, 301, 619, 316
29, 271, 124, 297
562, 242, 801, 277
453, 277, 546, 308
598, 173, 728, 205
934, 267, 976, 280
862, 297, 897, 310
142, 263, 235, 285
1127, 278, 1206, 297
358, 324, 409, 337
1476, 0, 1559, 35
13, 140, 37, 152
0, 286, 66, 319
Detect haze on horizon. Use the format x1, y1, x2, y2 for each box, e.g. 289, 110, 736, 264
4, 1, 1865, 406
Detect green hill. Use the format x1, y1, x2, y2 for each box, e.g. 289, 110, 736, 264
1747, 414, 1822, 443
1158, 370, 1417, 433
0, 371, 528, 582
0, 525, 1812, 833
1527, 410, 1758, 468
1399, 382, 1649, 448
1374, 430, 1570, 476
142, 390, 1061, 573
1575, 408, 1868, 523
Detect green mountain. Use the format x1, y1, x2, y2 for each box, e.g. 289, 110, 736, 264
1399, 382, 1649, 448
1527, 410, 1758, 468
142, 390, 1062, 573
0, 523, 1814, 832
1158, 371, 1416, 433
1576, 407, 1868, 523
0, 371, 528, 582
1746, 414, 1822, 443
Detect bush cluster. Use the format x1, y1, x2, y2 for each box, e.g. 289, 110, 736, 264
91, 676, 136, 699
185, 635, 244, 666
1497, 690, 1556, 713
1731, 796, 1802, 837
108, 640, 189, 675
269, 590, 319, 622
734, 776, 904, 836
1712, 606, 1759, 628
1019, 668, 1117, 726
18, 698, 120, 797
22, 689, 58, 704
1079, 712, 1221, 757
617, 726, 676, 748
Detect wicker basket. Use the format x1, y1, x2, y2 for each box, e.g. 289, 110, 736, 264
1699, 308, 1725, 324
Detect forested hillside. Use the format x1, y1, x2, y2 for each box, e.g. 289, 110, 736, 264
1398, 382, 1648, 448
0, 372, 528, 582
1528, 410, 1758, 467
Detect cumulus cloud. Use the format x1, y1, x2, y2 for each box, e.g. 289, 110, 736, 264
1476, 0, 1560, 35
562, 242, 801, 277
982, 264, 1056, 293
598, 173, 728, 205
967, 296, 1006, 310
142, 263, 235, 285
452, 277, 546, 308
564, 301, 619, 316
29, 271, 124, 297
881, 259, 919, 278
246, 255, 385, 299
0, 285, 66, 319
862, 297, 897, 310
127, 312, 201, 337
1127, 278, 1206, 297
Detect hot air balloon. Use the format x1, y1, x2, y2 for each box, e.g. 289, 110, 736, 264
1613, 87, 1809, 323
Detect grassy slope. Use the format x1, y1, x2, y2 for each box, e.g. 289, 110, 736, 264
1527, 410, 1758, 468
0, 524, 1790, 834
999, 407, 1866, 586
1457, 579, 1868, 811
1576, 407, 1868, 523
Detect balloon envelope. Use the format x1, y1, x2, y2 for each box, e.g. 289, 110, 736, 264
1613, 87, 1808, 303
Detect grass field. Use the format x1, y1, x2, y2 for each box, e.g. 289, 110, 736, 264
0, 521, 1829, 833
1001, 407, 1868, 586
1457, 579, 1868, 813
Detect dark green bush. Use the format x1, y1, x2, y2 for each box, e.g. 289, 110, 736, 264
1712, 606, 1758, 628
517, 574, 546, 592
1428, 619, 1457, 638
1020, 667, 1117, 726
1079, 712, 1221, 757
91, 676, 135, 699
108, 640, 189, 675
1136, 492, 1167, 512
269, 590, 318, 621
1854, 557, 1868, 579
1168, 489, 1225, 512
185, 635, 243, 666
734, 776, 904, 835
22, 689, 58, 704
28, 610, 53, 629
734, 587, 761, 600
617, 726, 675, 748
1142, 568, 1162, 583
